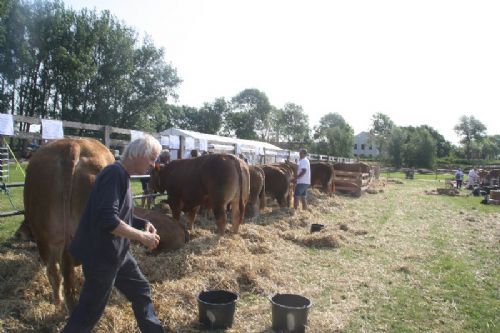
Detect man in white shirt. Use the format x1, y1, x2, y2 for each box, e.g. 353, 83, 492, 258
467, 167, 477, 188
293, 149, 311, 210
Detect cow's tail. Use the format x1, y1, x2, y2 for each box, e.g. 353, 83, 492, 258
62, 142, 81, 249
233, 156, 245, 222
259, 168, 266, 211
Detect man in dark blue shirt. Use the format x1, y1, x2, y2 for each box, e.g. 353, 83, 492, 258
63, 135, 164, 333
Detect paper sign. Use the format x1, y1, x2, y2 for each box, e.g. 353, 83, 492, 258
41, 119, 64, 139
169, 135, 180, 149
130, 130, 144, 142
185, 137, 195, 150
199, 138, 208, 152
0, 114, 14, 136
160, 135, 170, 146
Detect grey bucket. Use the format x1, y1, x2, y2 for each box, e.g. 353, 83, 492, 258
270, 293, 312, 333
197, 290, 238, 329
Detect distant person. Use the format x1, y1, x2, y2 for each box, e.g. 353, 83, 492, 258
158, 149, 171, 164
455, 168, 464, 189
293, 149, 311, 211
467, 167, 477, 188
183, 149, 198, 159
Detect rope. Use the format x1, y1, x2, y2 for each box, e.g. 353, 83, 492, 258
3, 137, 25, 178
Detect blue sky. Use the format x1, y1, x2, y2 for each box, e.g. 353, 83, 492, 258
63, 0, 500, 144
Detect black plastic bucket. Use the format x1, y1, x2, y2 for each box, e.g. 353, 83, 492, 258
310, 223, 325, 233
270, 293, 312, 333
197, 290, 238, 329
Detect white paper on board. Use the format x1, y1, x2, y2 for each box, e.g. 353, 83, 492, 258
0, 114, 14, 136
41, 119, 64, 139
130, 130, 144, 142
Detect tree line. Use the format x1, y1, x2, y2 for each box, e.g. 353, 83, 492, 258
1, 1, 499, 166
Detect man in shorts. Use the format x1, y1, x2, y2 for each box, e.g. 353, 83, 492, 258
293, 149, 311, 211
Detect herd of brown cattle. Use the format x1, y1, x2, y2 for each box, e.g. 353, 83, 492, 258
20, 138, 336, 308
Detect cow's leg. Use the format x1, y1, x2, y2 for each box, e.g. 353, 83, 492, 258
186, 207, 199, 231
169, 201, 182, 222
213, 205, 227, 235
62, 250, 78, 311
46, 247, 63, 306
230, 199, 243, 233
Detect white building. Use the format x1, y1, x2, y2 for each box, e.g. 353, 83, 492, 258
353, 131, 379, 157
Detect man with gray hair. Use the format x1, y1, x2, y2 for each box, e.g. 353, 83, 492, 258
63, 134, 164, 332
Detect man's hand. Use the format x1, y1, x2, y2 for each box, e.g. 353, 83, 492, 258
144, 221, 157, 235
141, 231, 160, 251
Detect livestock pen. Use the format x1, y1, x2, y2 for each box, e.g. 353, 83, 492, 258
1, 172, 499, 332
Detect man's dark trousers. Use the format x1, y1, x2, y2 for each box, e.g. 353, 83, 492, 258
62, 253, 163, 333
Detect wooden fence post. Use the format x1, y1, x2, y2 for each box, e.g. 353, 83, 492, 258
103, 126, 111, 147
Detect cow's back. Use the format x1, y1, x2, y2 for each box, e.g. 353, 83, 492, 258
261, 164, 290, 207
134, 207, 188, 252
24, 139, 114, 263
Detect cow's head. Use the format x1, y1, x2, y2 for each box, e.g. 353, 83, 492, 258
149, 163, 165, 193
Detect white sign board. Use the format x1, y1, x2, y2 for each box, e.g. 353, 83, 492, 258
199, 138, 208, 152
0, 114, 14, 136
160, 135, 170, 146
130, 130, 144, 142
41, 119, 64, 139
185, 137, 195, 150
169, 135, 180, 149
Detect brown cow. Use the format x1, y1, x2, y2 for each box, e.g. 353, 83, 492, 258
310, 161, 335, 195
24, 138, 115, 309
150, 153, 250, 235
245, 165, 266, 218
261, 164, 292, 207
14, 219, 33, 241
134, 207, 189, 252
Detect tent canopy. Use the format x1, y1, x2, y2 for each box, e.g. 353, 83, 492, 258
160, 128, 291, 156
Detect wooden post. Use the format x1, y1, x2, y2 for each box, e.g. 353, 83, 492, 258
179, 135, 185, 160
103, 125, 111, 147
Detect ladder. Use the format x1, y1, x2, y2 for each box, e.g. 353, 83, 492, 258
0, 146, 9, 183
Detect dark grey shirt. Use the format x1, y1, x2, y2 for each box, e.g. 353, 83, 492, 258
70, 162, 147, 266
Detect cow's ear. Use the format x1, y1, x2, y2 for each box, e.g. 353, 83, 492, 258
155, 162, 161, 171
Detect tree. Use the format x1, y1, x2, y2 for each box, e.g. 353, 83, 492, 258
369, 112, 394, 157
313, 113, 353, 157
454, 115, 487, 160
420, 125, 452, 158
225, 111, 257, 139
480, 135, 500, 160
403, 127, 436, 168
0, 0, 181, 134
386, 126, 405, 167
196, 97, 229, 134
229, 88, 271, 139
275, 103, 310, 149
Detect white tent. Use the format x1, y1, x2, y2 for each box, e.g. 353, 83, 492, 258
159, 128, 296, 163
